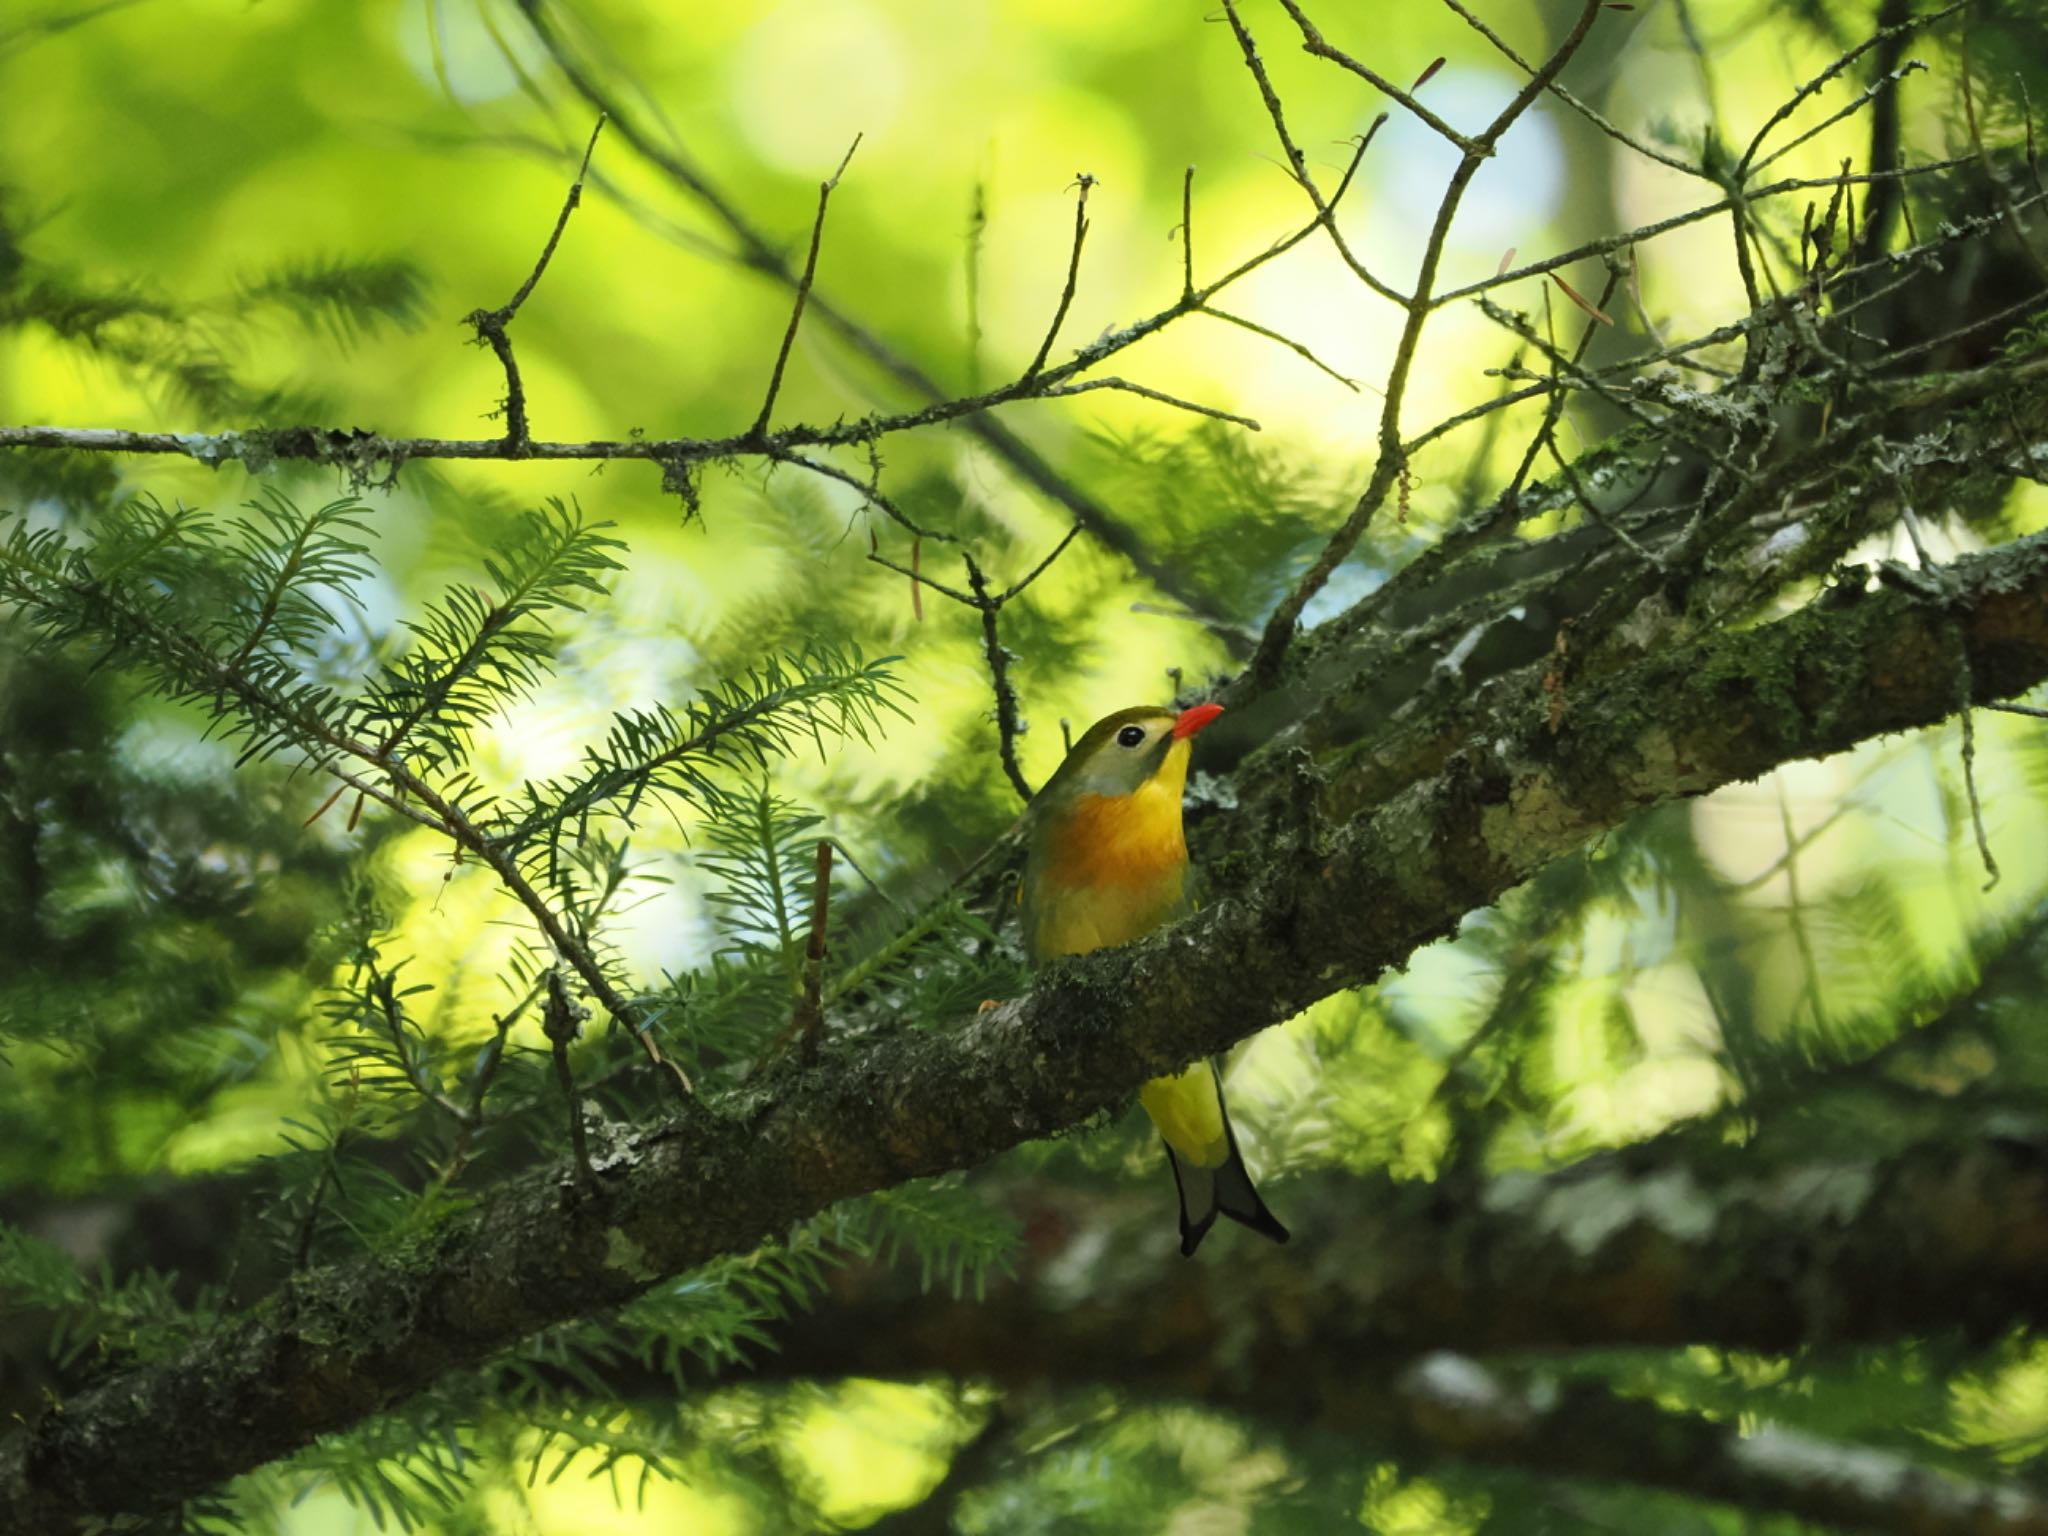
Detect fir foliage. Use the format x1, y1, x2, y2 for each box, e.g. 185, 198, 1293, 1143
8, 1, 2048, 1531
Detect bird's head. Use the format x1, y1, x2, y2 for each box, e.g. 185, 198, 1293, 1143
1036, 702, 1224, 806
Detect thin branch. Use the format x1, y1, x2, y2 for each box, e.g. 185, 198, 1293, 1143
753, 136, 861, 436
1272, 0, 1474, 153
1223, 2, 1405, 305
966, 553, 1033, 803
466, 114, 606, 453
436, 984, 536, 1187
866, 523, 1082, 813
1035, 376, 1261, 429
1439, 0, 1701, 177
1428, 157, 1974, 311
1400, 185, 2048, 462
1252, 0, 1609, 686
1961, 695, 2001, 890
543, 967, 593, 1181
878, 523, 1081, 802
1735, 0, 1967, 176
1178, 165, 1195, 303
766, 446, 952, 542
793, 841, 833, 1063
1748, 60, 1927, 179
865, 550, 975, 605
999, 522, 1084, 601
1202, 304, 1361, 390
1024, 174, 1094, 378
965, 178, 988, 391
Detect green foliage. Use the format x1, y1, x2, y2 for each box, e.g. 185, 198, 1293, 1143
231, 258, 432, 349
0, 198, 428, 422
700, 784, 822, 979
358, 498, 625, 774
0, 1223, 218, 1371
854, 1175, 1020, 1300
497, 642, 907, 883
7, 0, 2048, 1532
1079, 421, 1352, 624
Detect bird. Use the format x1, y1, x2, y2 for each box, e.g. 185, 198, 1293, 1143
1019, 701, 1289, 1256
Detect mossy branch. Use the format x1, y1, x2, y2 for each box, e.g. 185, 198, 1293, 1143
11, 527, 2048, 1530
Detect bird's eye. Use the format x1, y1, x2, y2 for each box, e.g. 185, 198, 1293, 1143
1116, 725, 1146, 748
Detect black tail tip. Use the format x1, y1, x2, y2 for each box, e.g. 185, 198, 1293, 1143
1244, 1208, 1291, 1245
1178, 1204, 1290, 1257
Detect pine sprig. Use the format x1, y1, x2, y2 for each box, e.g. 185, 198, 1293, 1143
502, 1224, 849, 1406
282, 1410, 477, 1533
0, 497, 375, 776
700, 784, 823, 981
213, 488, 373, 669
318, 952, 467, 1128
0, 1224, 220, 1371
231, 257, 431, 348
3, 272, 317, 422
356, 498, 624, 771
490, 641, 907, 877
852, 1176, 1020, 1300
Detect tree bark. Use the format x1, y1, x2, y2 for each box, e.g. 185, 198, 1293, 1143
8, 521, 2048, 1530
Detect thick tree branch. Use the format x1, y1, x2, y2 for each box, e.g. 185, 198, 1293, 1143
10, 521, 2048, 1528
1392, 1355, 2048, 1536
749, 1232, 2048, 1536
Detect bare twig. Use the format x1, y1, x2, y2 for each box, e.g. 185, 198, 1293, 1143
792, 841, 833, 1063
998, 522, 1084, 601
1751, 61, 1927, 180
1203, 304, 1361, 390
767, 446, 953, 542
1960, 698, 2001, 890
1251, 0, 1608, 686
1025, 174, 1094, 378
754, 136, 862, 436
1272, 0, 1473, 153
967, 554, 1034, 803
466, 114, 606, 453
966, 178, 988, 391
1225, 3, 1404, 305
1440, 0, 1700, 177
1429, 157, 1975, 311
867, 522, 1080, 802
1036, 376, 1261, 430
1178, 165, 1195, 302
865, 551, 976, 606
1736, 0, 1967, 176
543, 967, 593, 1180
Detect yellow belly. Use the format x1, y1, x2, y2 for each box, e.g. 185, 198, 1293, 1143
1022, 753, 1217, 1165
1139, 1061, 1229, 1169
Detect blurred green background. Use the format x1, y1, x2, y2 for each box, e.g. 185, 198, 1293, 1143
6, 0, 2048, 1530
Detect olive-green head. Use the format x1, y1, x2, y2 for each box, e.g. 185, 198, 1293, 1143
1032, 702, 1224, 808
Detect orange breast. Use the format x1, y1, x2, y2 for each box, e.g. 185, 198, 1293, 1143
1031, 786, 1189, 959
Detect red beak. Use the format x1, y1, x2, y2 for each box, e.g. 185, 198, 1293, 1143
1172, 702, 1224, 740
